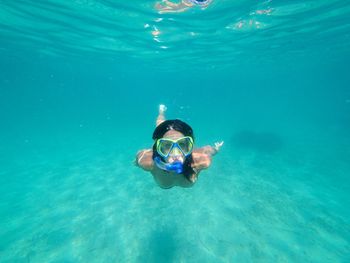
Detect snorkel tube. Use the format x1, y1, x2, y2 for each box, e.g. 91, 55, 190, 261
154, 156, 183, 174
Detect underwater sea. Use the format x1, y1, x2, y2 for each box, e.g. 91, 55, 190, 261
1, 0, 350, 262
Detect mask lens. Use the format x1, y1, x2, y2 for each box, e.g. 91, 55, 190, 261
177, 137, 193, 155
158, 139, 174, 156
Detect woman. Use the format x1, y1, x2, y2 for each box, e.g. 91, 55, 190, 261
135, 104, 223, 189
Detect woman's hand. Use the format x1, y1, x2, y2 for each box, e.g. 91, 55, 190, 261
214, 141, 224, 152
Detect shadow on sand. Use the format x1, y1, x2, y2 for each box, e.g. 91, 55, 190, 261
138, 227, 179, 263
231, 130, 284, 154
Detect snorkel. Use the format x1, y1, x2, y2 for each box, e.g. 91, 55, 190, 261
154, 156, 183, 174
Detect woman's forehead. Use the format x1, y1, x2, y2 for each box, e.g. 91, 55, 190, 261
163, 130, 184, 139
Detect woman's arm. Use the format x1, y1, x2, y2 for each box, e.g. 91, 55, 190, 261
135, 149, 154, 171
191, 141, 224, 170
201, 141, 224, 156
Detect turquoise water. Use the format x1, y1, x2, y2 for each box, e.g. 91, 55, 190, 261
1, 0, 350, 262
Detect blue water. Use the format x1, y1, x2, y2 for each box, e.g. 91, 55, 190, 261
1, 0, 350, 262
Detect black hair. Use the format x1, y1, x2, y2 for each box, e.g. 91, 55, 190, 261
152, 119, 195, 181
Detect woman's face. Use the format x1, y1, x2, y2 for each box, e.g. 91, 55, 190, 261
163, 130, 185, 164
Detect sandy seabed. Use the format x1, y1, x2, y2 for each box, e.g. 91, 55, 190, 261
0, 135, 349, 263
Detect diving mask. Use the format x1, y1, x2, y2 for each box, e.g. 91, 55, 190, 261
156, 136, 194, 158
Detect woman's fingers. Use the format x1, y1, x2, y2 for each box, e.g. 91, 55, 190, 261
214, 141, 224, 151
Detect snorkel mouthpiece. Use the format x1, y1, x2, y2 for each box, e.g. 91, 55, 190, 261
154, 157, 183, 174
166, 161, 183, 174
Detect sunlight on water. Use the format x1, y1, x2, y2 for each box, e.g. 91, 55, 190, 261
0, 0, 349, 69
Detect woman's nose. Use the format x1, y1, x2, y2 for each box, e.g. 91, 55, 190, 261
170, 147, 181, 156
